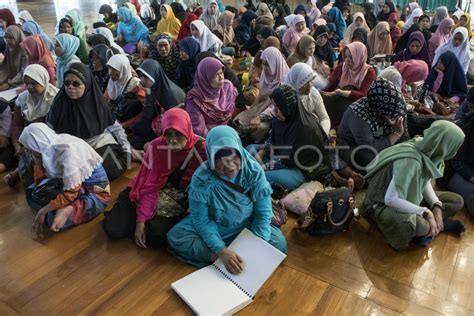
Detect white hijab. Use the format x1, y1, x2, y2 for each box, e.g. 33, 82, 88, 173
191, 20, 223, 52
284, 14, 296, 27
19, 123, 103, 190
19, 10, 34, 24
16, 64, 58, 122
433, 27, 471, 73
285, 62, 317, 90
404, 8, 423, 32
95, 27, 125, 54
284, 62, 330, 133
106, 54, 141, 100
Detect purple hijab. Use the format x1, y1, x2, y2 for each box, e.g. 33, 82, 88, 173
401, 31, 431, 68
186, 57, 238, 122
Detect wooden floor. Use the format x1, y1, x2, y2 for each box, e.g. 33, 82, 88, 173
0, 0, 473, 314
0, 163, 473, 315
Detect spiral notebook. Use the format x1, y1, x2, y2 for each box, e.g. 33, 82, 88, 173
171, 228, 286, 315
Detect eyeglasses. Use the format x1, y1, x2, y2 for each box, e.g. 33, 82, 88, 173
64, 80, 83, 87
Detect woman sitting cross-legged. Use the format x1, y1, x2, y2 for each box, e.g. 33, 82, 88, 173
363, 120, 466, 249
131, 59, 185, 150
102, 109, 206, 248
249, 85, 332, 191
337, 78, 409, 172
105, 54, 145, 131
21, 123, 110, 237
4, 64, 59, 188
185, 56, 237, 138
321, 41, 376, 127
167, 126, 287, 269
47, 63, 131, 181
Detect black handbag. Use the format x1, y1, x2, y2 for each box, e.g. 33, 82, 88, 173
297, 187, 355, 235
31, 178, 65, 207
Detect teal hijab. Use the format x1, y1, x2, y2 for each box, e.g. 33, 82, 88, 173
188, 126, 272, 204
366, 120, 465, 205
55, 33, 80, 87
66, 9, 86, 41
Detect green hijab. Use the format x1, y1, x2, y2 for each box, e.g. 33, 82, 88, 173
365, 120, 465, 205
188, 126, 272, 204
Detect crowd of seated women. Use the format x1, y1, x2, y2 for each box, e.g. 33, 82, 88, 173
0, 0, 473, 273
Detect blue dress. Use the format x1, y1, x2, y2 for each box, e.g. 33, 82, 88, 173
167, 126, 287, 267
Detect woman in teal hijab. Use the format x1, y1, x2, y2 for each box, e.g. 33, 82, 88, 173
167, 126, 287, 271
54, 33, 81, 88
363, 120, 466, 250
116, 7, 149, 48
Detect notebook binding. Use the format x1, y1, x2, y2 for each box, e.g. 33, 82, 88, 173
212, 264, 253, 299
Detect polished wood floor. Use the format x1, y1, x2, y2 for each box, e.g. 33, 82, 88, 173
0, 0, 473, 315
1, 163, 473, 315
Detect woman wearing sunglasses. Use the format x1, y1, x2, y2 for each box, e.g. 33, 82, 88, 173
47, 63, 131, 181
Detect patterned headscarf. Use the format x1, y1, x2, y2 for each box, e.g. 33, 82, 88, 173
349, 78, 406, 137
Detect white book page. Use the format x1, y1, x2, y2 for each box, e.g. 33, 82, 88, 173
171, 265, 252, 315
213, 228, 287, 298
0, 88, 19, 102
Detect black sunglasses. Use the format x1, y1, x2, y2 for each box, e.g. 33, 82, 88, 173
64, 80, 83, 87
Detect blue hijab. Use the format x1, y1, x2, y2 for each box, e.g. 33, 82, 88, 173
328, 7, 346, 40
117, 7, 149, 43
55, 33, 80, 87
175, 37, 201, 91
235, 10, 258, 45
188, 126, 272, 205
426, 51, 467, 100
137, 59, 185, 109
22, 21, 55, 52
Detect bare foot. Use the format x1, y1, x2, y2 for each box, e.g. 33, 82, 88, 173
51, 205, 73, 232
3, 169, 20, 187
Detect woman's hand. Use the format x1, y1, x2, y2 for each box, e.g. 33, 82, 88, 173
425, 210, 440, 238
135, 222, 146, 248
249, 116, 261, 132
0, 83, 11, 91
432, 205, 444, 232
334, 89, 350, 98
218, 248, 244, 274
255, 149, 266, 164
0, 136, 9, 148
388, 116, 405, 136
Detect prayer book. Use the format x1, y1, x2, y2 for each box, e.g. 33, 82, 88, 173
0, 88, 19, 112
171, 228, 287, 315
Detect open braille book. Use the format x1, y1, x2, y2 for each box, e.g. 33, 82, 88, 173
171, 228, 287, 315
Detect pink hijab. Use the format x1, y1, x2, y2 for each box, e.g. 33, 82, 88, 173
393, 60, 429, 93
186, 57, 237, 122
339, 42, 371, 89
428, 18, 454, 60
259, 46, 290, 97
282, 15, 310, 51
